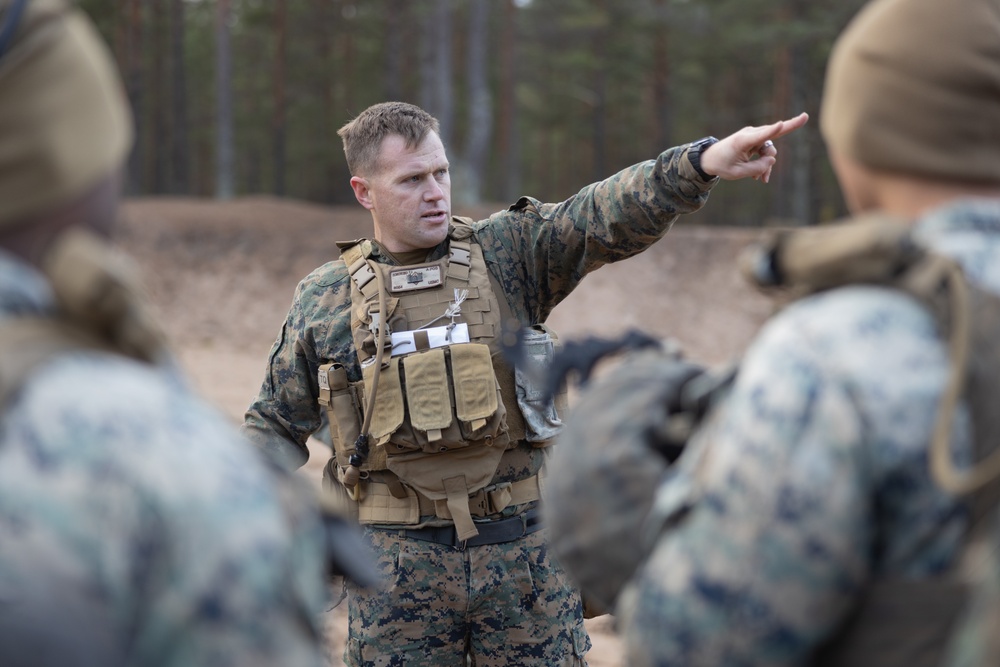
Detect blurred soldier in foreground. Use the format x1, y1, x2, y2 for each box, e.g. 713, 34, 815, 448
0, 1, 339, 664
242, 92, 806, 664
544, 0, 1000, 665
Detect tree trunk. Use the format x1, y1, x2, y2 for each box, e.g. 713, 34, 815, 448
420, 0, 453, 146
170, 0, 189, 194
124, 0, 144, 195
651, 0, 672, 149
313, 0, 336, 202
592, 0, 608, 182
150, 0, 168, 194
340, 0, 356, 123
384, 0, 403, 100
272, 0, 288, 197
787, 0, 812, 225
497, 0, 520, 201
459, 0, 491, 204
215, 0, 234, 200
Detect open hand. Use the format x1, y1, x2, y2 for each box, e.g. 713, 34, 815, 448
699, 112, 809, 183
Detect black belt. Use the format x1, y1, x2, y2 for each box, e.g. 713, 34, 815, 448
402, 508, 543, 549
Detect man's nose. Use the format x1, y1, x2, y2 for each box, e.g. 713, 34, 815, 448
424, 178, 445, 201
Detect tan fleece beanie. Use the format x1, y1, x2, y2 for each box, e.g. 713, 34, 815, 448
0, 0, 133, 229
821, 0, 1000, 184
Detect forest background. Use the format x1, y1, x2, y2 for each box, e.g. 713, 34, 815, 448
80, 0, 869, 228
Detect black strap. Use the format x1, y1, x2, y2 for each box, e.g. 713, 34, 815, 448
401, 507, 542, 549
0, 0, 29, 61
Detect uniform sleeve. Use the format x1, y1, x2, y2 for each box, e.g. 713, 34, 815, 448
242, 273, 340, 471
475, 145, 716, 323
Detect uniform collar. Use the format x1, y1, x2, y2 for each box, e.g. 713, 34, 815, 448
915, 197, 1000, 236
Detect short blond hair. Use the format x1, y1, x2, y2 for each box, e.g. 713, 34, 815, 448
337, 102, 440, 177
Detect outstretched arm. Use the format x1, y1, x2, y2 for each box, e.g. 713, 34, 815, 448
700, 112, 810, 183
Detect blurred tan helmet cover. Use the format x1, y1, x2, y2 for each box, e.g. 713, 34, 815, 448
0, 0, 132, 229
821, 0, 1000, 183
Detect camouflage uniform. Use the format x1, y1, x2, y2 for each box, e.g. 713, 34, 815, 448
0, 250, 330, 667
243, 146, 717, 666
610, 199, 1000, 666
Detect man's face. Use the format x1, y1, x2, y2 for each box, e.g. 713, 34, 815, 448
350, 131, 451, 254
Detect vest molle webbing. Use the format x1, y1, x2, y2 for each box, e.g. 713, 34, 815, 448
320, 218, 553, 541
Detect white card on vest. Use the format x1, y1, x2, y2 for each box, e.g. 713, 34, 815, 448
390, 323, 470, 356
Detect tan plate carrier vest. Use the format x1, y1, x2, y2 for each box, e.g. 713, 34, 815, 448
739, 214, 1000, 667
318, 219, 554, 541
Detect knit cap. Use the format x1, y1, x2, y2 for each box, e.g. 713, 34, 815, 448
0, 0, 132, 228
821, 0, 1000, 183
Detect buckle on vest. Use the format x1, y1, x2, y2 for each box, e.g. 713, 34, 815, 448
430, 481, 514, 520
471, 482, 513, 517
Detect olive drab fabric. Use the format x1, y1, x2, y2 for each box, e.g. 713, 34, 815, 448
820, 0, 1000, 184
0, 0, 132, 228
320, 219, 552, 540
545, 347, 710, 614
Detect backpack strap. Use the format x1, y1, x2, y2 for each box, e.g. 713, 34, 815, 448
448, 217, 477, 282
0, 317, 110, 409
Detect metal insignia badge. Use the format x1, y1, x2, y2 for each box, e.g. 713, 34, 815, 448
389, 265, 442, 292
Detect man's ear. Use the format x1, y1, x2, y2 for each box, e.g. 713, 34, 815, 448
350, 176, 374, 210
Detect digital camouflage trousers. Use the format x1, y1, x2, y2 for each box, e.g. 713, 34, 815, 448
344, 525, 590, 666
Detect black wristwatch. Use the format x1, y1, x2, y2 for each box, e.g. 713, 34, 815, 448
687, 136, 719, 181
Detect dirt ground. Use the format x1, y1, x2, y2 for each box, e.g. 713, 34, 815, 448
118, 195, 780, 666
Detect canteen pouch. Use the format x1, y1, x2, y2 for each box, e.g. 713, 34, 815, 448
514, 324, 564, 444
318, 362, 365, 462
